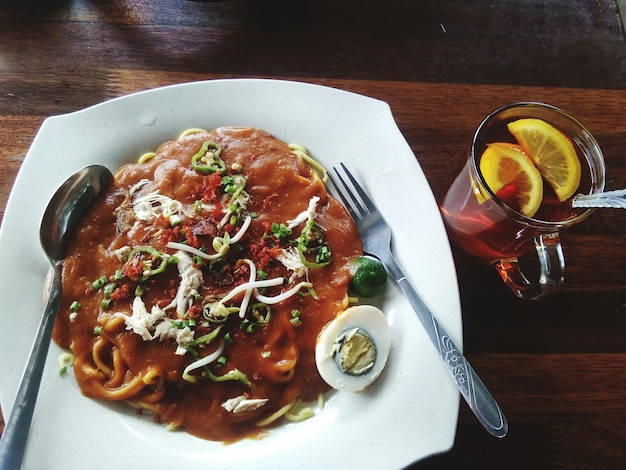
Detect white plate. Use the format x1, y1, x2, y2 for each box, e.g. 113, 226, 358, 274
0, 79, 461, 469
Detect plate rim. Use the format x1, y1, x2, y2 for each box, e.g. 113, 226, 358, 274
0, 78, 461, 469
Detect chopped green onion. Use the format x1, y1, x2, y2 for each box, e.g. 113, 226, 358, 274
315, 245, 331, 264
240, 319, 255, 334
58, 352, 74, 375
69, 300, 81, 312
290, 309, 302, 326
172, 318, 197, 329
92, 275, 108, 290
271, 222, 292, 239
103, 282, 116, 296
93, 325, 103, 335
169, 214, 184, 226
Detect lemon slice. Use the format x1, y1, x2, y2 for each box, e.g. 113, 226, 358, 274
479, 142, 544, 217
507, 118, 581, 201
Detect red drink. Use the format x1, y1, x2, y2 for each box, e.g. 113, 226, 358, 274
440, 103, 605, 299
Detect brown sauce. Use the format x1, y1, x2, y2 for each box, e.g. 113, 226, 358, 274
52, 127, 362, 442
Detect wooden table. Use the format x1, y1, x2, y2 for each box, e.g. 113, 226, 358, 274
2, 0, 626, 467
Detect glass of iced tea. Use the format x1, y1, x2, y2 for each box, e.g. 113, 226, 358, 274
440, 102, 606, 300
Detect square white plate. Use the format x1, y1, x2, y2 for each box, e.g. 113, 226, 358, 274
0, 79, 461, 469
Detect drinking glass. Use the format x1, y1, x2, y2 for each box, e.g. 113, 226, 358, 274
440, 102, 606, 300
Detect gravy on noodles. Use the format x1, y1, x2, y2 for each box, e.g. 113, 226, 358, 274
52, 127, 362, 442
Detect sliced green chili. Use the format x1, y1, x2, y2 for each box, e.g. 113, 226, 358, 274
191, 141, 226, 174
187, 326, 222, 348
186, 329, 251, 387
127, 246, 170, 282
251, 303, 271, 325
205, 367, 250, 386
295, 221, 332, 268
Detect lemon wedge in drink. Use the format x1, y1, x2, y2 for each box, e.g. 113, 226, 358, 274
479, 142, 544, 217
507, 118, 581, 201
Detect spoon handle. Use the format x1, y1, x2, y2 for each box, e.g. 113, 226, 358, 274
572, 189, 626, 208
0, 265, 61, 470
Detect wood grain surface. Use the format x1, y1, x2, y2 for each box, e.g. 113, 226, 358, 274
2, 1, 626, 468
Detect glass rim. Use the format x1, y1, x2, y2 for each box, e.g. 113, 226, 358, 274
470, 101, 606, 229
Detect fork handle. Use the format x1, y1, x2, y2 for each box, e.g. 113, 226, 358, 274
382, 254, 508, 438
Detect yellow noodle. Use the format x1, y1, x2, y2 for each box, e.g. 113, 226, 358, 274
288, 143, 328, 183
106, 347, 126, 388
285, 405, 314, 421
178, 128, 206, 139
92, 338, 113, 377
56, 127, 362, 442
98, 372, 148, 400
138, 152, 156, 163
102, 315, 126, 333
317, 392, 325, 410
256, 400, 296, 427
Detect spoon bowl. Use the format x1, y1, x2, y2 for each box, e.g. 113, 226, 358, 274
0, 165, 113, 469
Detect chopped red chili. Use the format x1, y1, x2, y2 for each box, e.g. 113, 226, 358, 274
200, 172, 223, 203
110, 283, 132, 301
122, 254, 144, 282
181, 226, 201, 248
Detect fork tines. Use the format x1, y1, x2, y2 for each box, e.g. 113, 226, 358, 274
329, 163, 371, 220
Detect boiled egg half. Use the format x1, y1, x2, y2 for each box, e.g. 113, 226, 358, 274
315, 305, 390, 392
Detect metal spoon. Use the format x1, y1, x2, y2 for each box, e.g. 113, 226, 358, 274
572, 189, 626, 208
0, 165, 113, 470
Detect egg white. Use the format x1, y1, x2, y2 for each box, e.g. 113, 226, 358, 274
315, 305, 391, 392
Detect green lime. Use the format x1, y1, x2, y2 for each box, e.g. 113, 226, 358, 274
350, 256, 387, 297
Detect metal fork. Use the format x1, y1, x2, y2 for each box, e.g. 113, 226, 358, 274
331, 163, 508, 438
